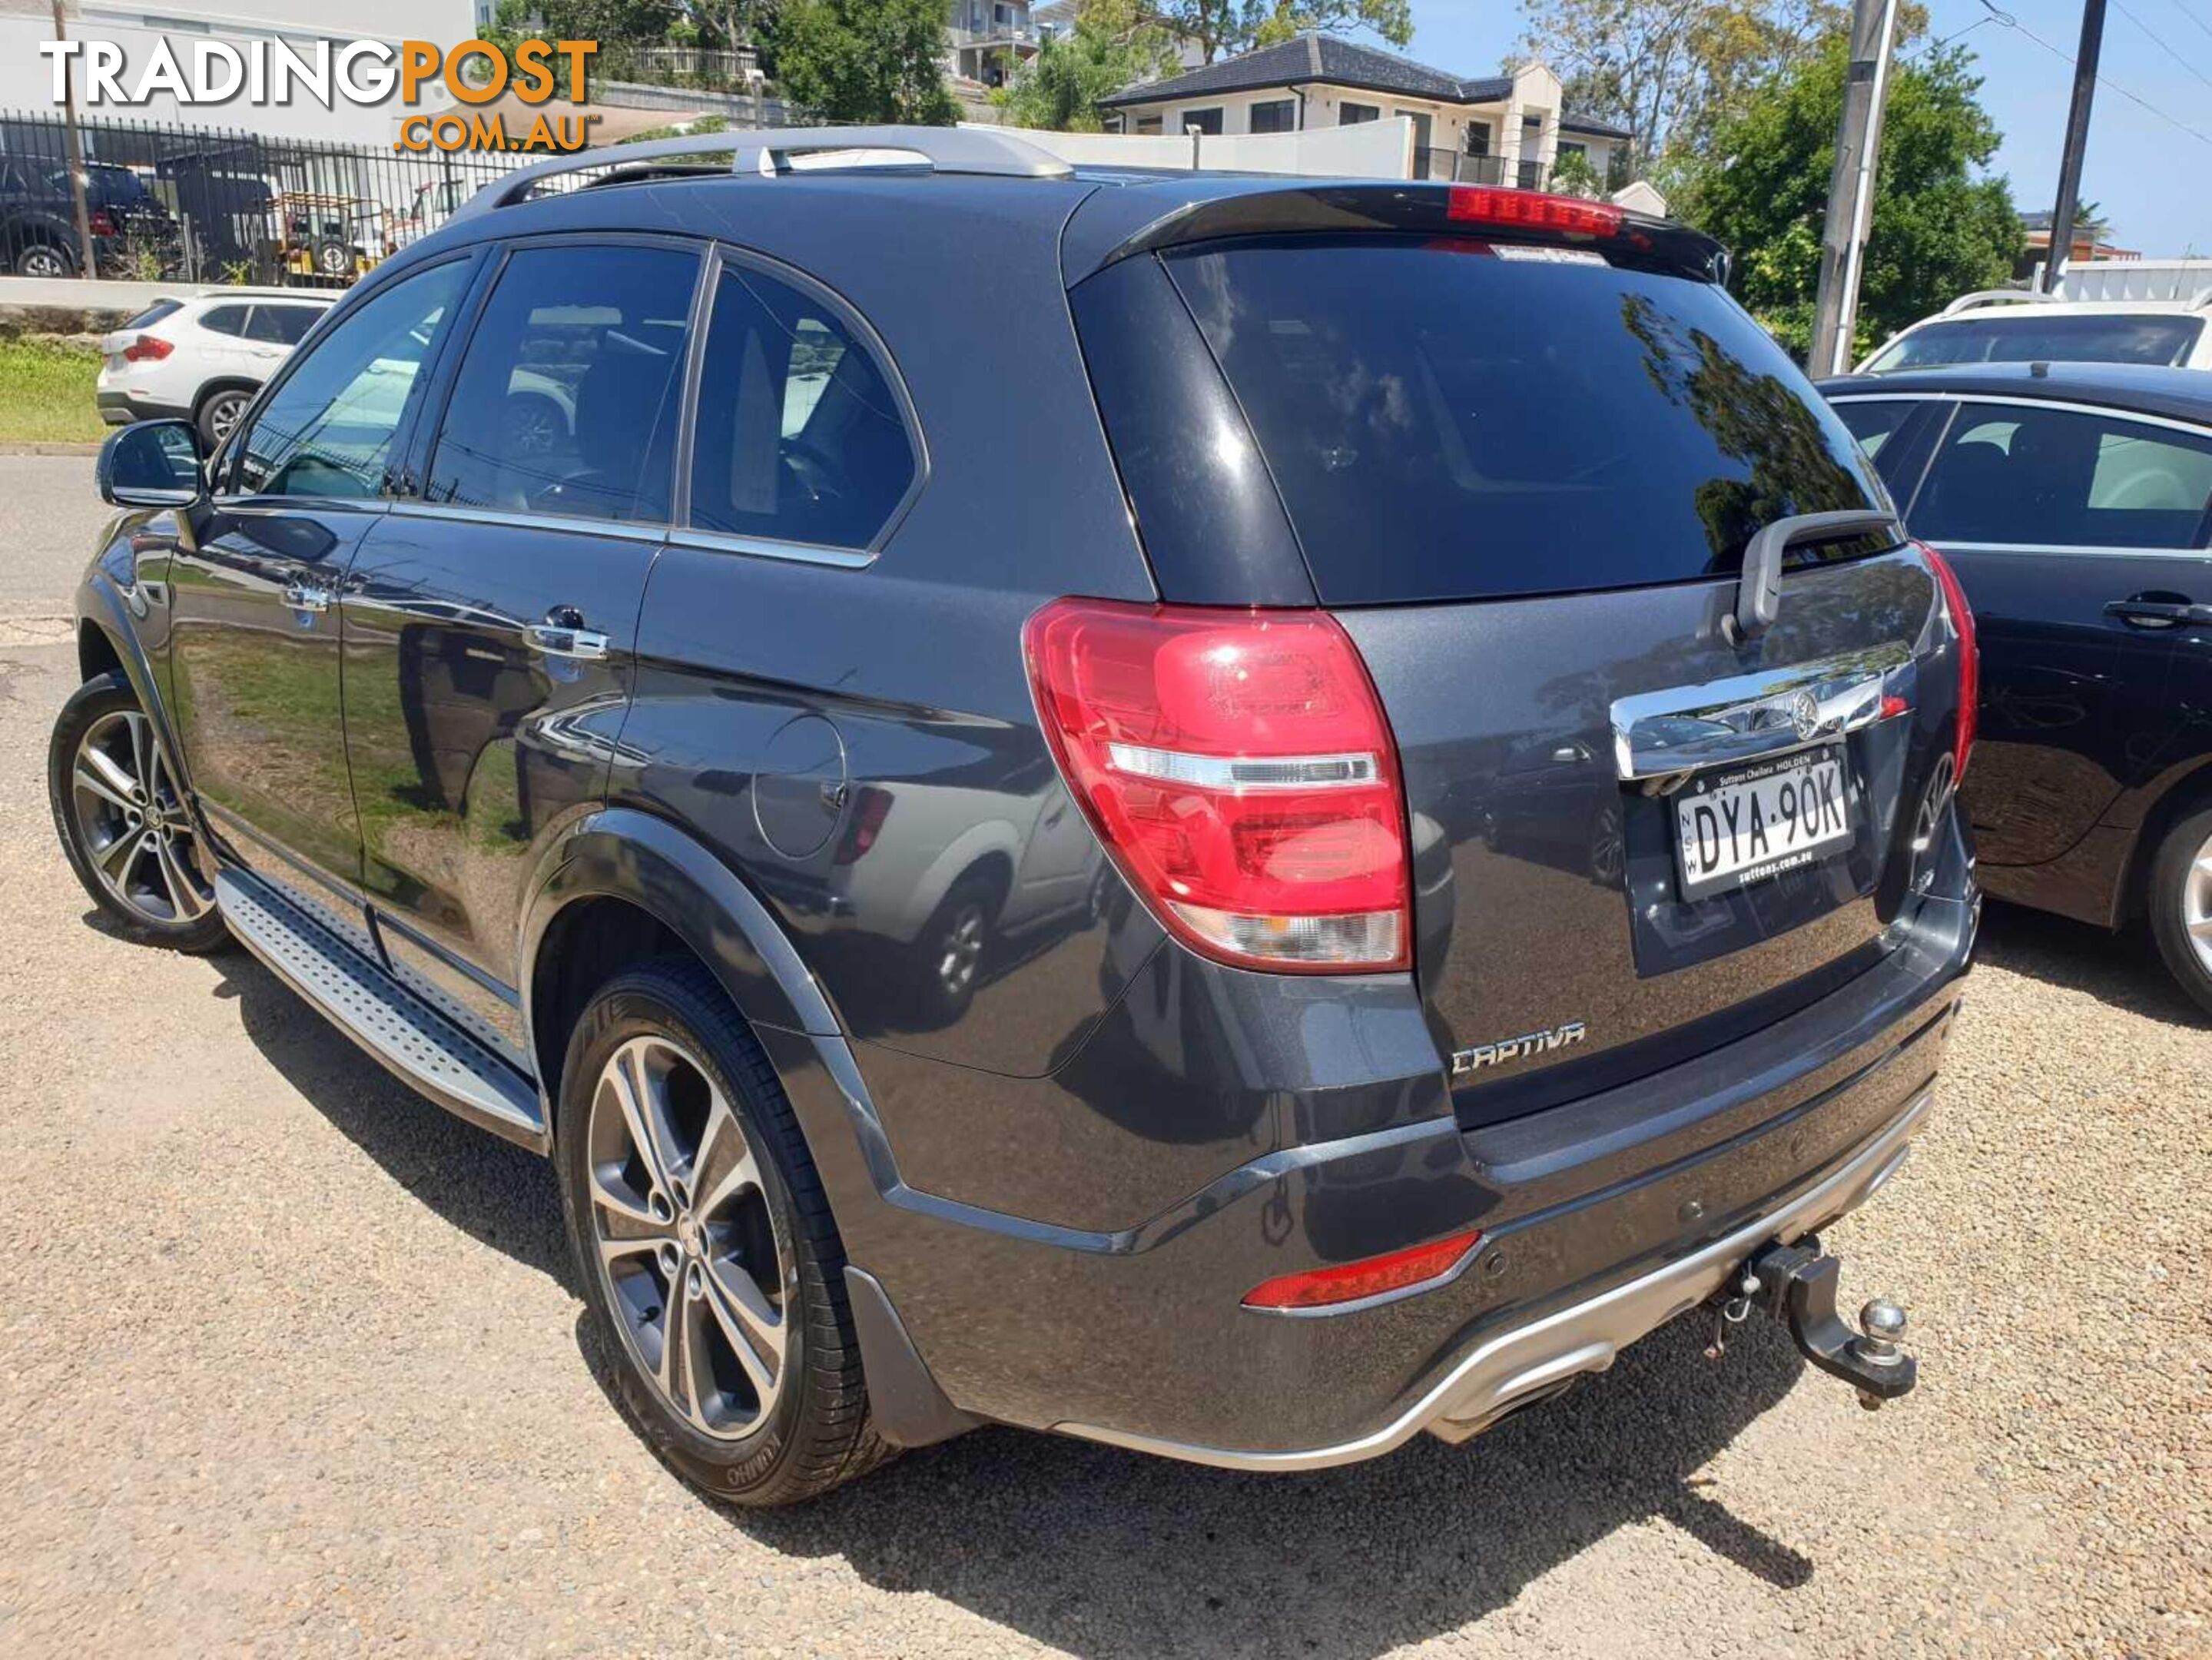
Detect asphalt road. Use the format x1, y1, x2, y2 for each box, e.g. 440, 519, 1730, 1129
1, 459, 2206, 1656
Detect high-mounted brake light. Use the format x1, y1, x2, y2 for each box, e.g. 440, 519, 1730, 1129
1024, 599, 1411, 972
1918, 543, 1979, 782
1242, 1228, 1484, 1311
1447, 187, 1623, 237
120, 334, 172, 363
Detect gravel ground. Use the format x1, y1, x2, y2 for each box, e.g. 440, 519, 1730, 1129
0, 463, 2206, 1657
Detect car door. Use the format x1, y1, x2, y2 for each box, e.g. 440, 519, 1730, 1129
167, 257, 476, 945
1900, 395, 2212, 868
191, 301, 262, 383
340, 237, 701, 1063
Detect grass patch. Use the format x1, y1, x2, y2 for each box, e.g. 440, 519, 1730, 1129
0, 338, 107, 444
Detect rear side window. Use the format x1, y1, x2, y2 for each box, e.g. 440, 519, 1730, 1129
1167, 237, 1882, 604
247, 304, 321, 345
121, 299, 181, 330
426, 243, 696, 524
687, 263, 914, 549
200, 304, 250, 338
1833, 398, 1924, 492
1865, 313, 2204, 372
1912, 401, 2212, 549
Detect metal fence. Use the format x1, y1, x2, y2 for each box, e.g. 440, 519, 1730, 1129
0, 111, 552, 287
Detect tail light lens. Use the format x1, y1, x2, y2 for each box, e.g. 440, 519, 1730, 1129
88, 209, 119, 237
1024, 598, 1411, 972
833, 785, 893, 866
1919, 543, 1978, 782
120, 334, 172, 363
1242, 1227, 1483, 1311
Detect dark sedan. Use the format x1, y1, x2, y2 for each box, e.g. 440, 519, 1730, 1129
1821, 362, 2212, 1014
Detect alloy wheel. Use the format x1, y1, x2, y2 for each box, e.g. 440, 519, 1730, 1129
19, 245, 70, 278
2184, 826, 2212, 978
938, 905, 985, 999
207, 393, 248, 444
586, 1035, 789, 1441
70, 709, 214, 926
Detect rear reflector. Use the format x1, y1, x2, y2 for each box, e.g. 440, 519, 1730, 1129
120, 335, 172, 363
1919, 543, 1978, 782
1447, 187, 1623, 237
1242, 1228, 1484, 1311
1023, 599, 1411, 972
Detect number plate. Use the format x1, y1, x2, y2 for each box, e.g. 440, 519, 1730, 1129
1673, 746, 1853, 901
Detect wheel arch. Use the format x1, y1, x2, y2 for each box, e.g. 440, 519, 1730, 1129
519, 807, 844, 1141
2121, 755, 2212, 921
192, 377, 261, 420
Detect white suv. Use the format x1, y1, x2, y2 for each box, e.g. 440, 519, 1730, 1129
1859, 290, 2212, 374
96, 289, 337, 448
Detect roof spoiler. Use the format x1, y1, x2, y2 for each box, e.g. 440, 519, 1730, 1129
1068, 182, 1728, 286
449, 126, 1075, 222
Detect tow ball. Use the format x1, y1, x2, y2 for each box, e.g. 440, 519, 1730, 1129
1703, 1236, 1916, 1409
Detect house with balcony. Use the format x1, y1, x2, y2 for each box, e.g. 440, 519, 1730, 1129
1096, 36, 1635, 191
947, 0, 1046, 88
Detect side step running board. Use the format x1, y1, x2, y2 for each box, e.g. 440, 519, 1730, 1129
216, 869, 548, 1151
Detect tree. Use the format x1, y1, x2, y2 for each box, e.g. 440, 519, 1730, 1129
1676, 40, 2021, 359
1141, 0, 1411, 65
1517, 0, 1922, 171
998, 0, 1179, 130
768, 0, 958, 123
1550, 146, 1603, 197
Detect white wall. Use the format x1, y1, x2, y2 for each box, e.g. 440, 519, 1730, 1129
976, 118, 1415, 180
0, 1, 480, 150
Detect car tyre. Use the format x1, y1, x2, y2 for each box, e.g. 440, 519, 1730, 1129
196, 387, 254, 453
2147, 803, 2212, 1017
48, 671, 229, 953
12, 241, 75, 278
556, 959, 889, 1506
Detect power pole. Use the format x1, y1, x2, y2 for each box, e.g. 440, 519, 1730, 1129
2042, 0, 2108, 293
1809, 0, 1901, 377
50, 0, 98, 281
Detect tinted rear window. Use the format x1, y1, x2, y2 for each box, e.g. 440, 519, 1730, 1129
1865, 312, 2203, 373
121, 299, 181, 330
1168, 237, 1882, 605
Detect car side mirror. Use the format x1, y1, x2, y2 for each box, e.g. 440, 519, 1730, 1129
98, 419, 205, 510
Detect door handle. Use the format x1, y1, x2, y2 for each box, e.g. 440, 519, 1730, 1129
2105, 598, 2212, 629
281, 579, 331, 613
525, 619, 610, 660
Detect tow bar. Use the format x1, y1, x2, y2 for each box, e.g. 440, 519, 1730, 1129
1703, 1236, 1916, 1409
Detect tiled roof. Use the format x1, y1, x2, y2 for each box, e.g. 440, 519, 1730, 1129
1100, 35, 1519, 111
1560, 113, 1633, 140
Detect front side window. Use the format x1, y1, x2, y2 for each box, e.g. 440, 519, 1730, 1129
234, 260, 469, 499
426, 243, 697, 523
687, 262, 915, 550
1913, 401, 2212, 549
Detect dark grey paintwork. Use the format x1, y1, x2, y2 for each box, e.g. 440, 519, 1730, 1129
68, 164, 1977, 1464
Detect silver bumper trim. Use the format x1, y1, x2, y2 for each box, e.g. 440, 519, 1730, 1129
1052, 1087, 1932, 1472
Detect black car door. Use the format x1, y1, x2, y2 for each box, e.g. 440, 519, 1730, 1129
1899, 395, 2212, 868
166, 256, 476, 945
339, 237, 702, 1065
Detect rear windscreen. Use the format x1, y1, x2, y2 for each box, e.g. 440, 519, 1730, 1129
1865, 311, 2203, 372
1166, 237, 1886, 606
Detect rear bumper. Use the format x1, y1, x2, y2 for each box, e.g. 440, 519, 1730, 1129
1063, 1085, 1929, 1470
95, 390, 188, 426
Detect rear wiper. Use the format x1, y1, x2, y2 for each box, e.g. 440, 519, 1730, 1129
1731, 510, 1903, 642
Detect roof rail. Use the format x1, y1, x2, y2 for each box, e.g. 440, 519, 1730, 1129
1938, 289, 2058, 317
451, 126, 1075, 222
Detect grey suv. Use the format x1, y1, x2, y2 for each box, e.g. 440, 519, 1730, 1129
51, 129, 1977, 1506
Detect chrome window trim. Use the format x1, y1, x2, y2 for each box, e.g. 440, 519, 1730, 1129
383, 500, 669, 547
1827, 389, 2212, 442
665, 526, 875, 569
208, 493, 391, 517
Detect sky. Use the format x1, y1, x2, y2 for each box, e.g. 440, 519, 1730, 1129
1401, 0, 2212, 257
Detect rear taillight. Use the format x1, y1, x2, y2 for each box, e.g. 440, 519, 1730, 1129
1919, 543, 1978, 782
1242, 1228, 1483, 1311
88, 208, 118, 237
1023, 598, 1411, 972
1447, 186, 1623, 237
833, 785, 893, 866
120, 334, 172, 363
